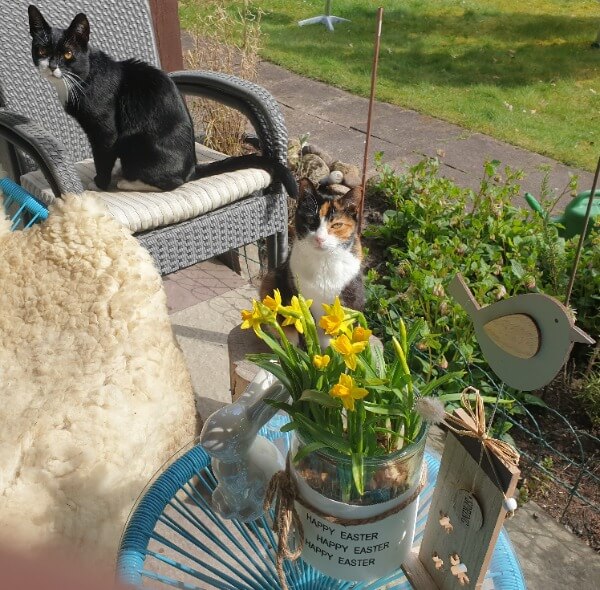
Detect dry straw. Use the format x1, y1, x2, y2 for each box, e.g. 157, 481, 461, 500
184, 0, 263, 155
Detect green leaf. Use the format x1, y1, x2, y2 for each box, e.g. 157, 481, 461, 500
352, 452, 364, 496
247, 357, 294, 394
256, 329, 288, 359
370, 340, 387, 378
438, 393, 513, 405
293, 441, 328, 462
418, 371, 464, 396
300, 389, 342, 408
374, 426, 403, 437
363, 402, 407, 416
510, 259, 525, 279
522, 394, 548, 408
280, 421, 298, 433
263, 399, 295, 413
363, 377, 388, 387
293, 414, 351, 455
406, 318, 425, 348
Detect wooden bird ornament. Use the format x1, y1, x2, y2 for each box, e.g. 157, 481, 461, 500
448, 274, 594, 391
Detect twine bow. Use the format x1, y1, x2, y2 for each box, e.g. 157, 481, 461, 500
263, 463, 304, 590
444, 387, 520, 468
444, 387, 520, 517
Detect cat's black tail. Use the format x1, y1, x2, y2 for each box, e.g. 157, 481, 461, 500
194, 155, 298, 198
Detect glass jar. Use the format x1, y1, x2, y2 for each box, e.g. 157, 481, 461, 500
290, 424, 428, 506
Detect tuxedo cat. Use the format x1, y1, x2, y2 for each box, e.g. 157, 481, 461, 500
27, 5, 297, 196
260, 178, 364, 345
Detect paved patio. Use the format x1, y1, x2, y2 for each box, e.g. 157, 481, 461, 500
164, 60, 600, 589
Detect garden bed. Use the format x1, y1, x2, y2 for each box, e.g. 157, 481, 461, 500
358, 156, 600, 551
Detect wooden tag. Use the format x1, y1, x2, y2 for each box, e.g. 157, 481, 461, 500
452, 489, 483, 531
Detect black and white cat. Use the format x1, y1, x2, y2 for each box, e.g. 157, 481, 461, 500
27, 5, 297, 196
260, 178, 364, 345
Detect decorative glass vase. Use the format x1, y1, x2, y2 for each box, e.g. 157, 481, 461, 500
289, 425, 428, 582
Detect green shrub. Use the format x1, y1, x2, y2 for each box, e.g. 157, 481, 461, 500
574, 371, 600, 428
364, 155, 599, 388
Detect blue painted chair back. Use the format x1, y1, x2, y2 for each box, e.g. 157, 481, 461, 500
1, 177, 48, 229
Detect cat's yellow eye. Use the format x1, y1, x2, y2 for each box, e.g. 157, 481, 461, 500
331, 222, 344, 229
37, 48, 47, 57
63, 51, 73, 60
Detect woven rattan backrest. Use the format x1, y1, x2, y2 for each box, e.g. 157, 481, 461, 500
0, 0, 160, 164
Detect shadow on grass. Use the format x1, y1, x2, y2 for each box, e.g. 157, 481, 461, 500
264, 10, 600, 88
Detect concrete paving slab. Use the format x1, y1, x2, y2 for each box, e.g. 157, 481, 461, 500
256, 62, 594, 200
505, 501, 600, 590
169, 283, 258, 422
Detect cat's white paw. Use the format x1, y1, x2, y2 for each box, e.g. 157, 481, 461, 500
117, 179, 160, 192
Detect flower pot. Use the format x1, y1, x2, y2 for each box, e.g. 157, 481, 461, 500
290, 425, 428, 582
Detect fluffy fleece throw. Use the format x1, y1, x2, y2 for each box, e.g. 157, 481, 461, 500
0, 194, 197, 561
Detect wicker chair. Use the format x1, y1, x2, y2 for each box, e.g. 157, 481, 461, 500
0, 0, 289, 274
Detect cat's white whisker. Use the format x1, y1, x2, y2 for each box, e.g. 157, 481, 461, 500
64, 72, 84, 105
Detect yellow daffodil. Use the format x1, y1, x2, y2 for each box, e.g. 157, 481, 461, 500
262, 289, 282, 313
330, 373, 368, 411
319, 297, 354, 336
331, 332, 369, 371
351, 326, 372, 343
312, 354, 331, 370
240, 300, 274, 334
280, 295, 312, 334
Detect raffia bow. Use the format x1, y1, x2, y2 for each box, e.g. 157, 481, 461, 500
444, 386, 520, 468
263, 464, 304, 590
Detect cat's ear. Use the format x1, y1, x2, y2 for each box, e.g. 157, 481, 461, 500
65, 12, 90, 47
28, 5, 51, 38
298, 177, 319, 201
338, 187, 363, 216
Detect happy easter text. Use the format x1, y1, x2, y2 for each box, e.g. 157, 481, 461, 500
304, 512, 391, 564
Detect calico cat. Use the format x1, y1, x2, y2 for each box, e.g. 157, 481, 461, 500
27, 5, 297, 196
260, 178, 364, 345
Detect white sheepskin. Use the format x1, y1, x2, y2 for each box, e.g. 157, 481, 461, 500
0, 193, 197, 562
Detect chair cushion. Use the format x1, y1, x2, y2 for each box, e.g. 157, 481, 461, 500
20, 144, 272, 234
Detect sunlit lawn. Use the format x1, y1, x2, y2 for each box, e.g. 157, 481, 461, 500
180, 0, 600, 171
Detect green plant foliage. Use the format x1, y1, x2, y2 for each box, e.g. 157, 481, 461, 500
364, 156, 599, 391
574, 371, 600, 428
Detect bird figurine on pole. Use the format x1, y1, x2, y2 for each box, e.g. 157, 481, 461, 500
447, 274, 594, 391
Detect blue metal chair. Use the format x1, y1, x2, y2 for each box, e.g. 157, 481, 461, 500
117, 421, 527, 590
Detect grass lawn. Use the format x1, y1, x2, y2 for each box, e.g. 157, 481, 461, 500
180, 0, 600, 171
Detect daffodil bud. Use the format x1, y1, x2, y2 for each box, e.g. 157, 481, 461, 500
392, 336, 410, 375
398, 318, 407, 354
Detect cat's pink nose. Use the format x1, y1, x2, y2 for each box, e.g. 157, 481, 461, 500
315, 236, 325, 247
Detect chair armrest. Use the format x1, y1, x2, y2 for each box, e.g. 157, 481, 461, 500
0, 109, 83, 198
169, 70, 288, 165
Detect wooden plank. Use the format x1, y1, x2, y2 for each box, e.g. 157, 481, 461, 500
149, 0, 184, 72
402, 549, 438, 590
417, 433, 520, 589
